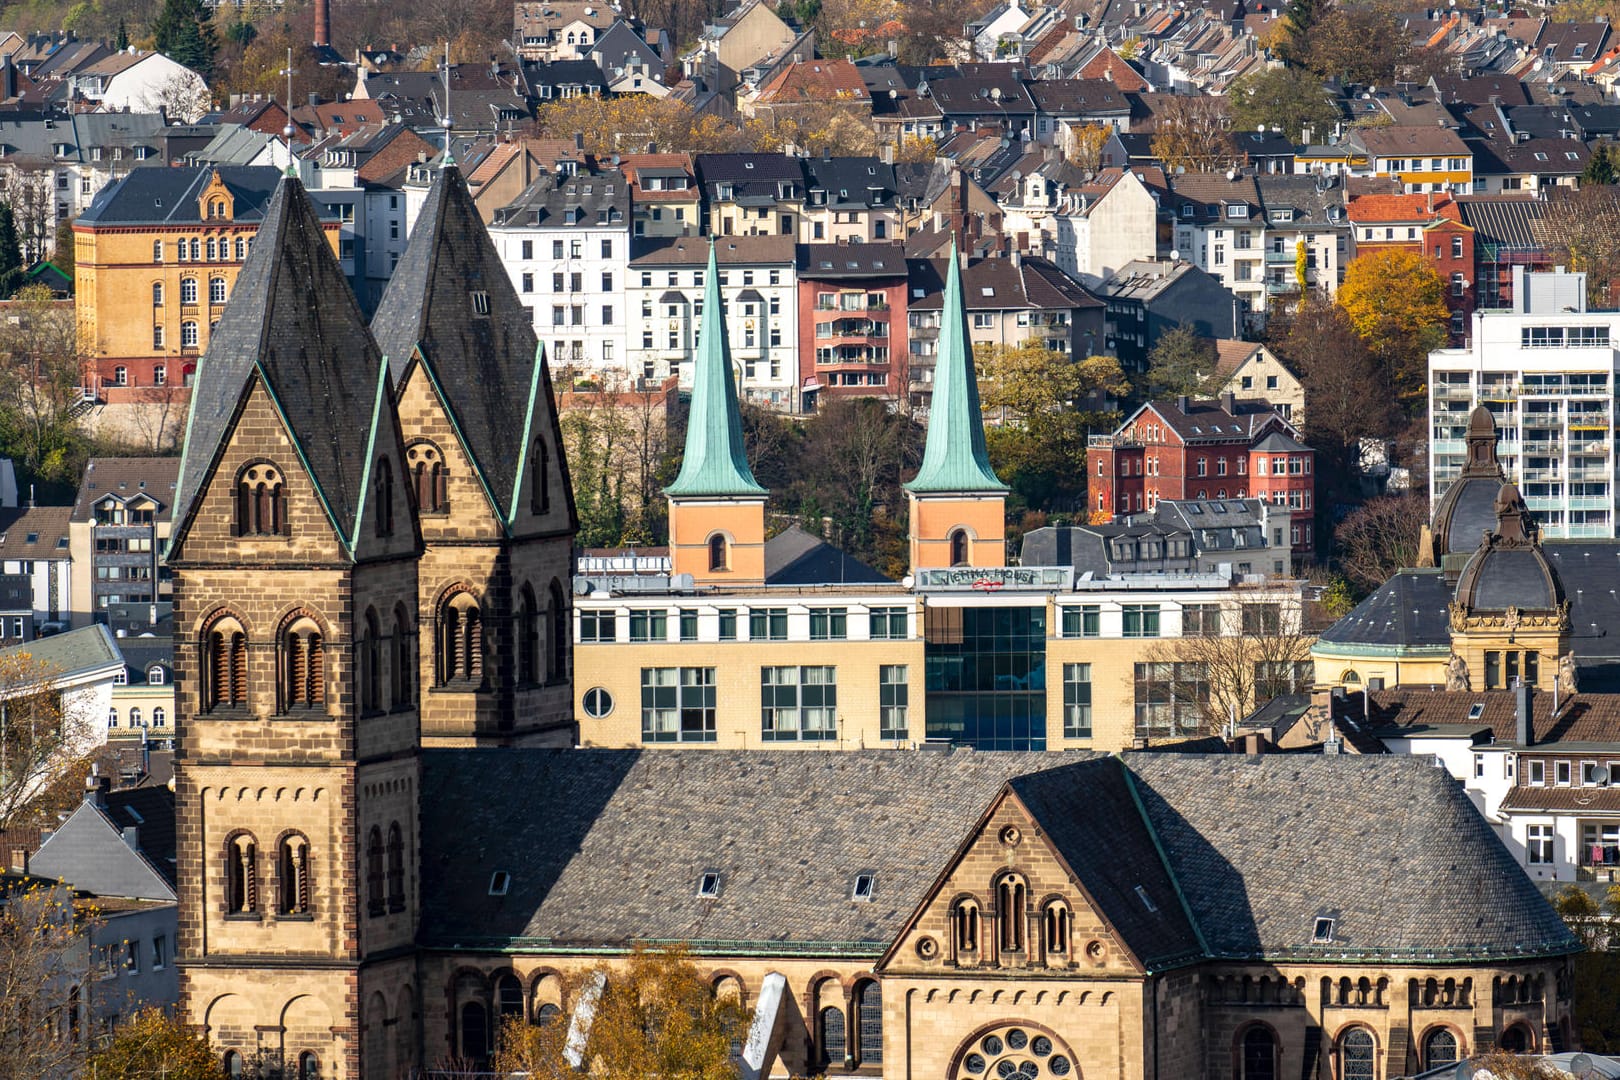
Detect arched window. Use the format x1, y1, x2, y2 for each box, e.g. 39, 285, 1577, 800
129, 707, 142, 727
225, 833, 257, 914
386, 823, 405, 911
1042, 900, 1070, 961
548, 579, 568, 684
1340, 1028, 1375, 1080
152, 707, 166, 727
854, 981, 881, 1065
277, 833, 311, 915
359, 608, 382, 715
1499, 1025, 1529, 1053
535, 1003, 562, 1025
996, 873, 1027, 953
152, 240, 164, 262
496, 975, 523, 1024
236, 463, 285, 536
708, 534, 729, 571
949, 529, 969, 567
190, 238, 200, 261
224, 1051, 244, 1078
1241, 1026, 1277, 1080
365, 826, 384, 917
180, 277, 197, 305
438, 592, 482, 686
518, 585, 539, 686
297, 1052, 319, 1080
407, 442, 447, 514
820, 1006, 846, 1068
460, 1002, 489, 1062
279, 617, 325, 711
181, 320, 198, 348
205, 617, 247, 711
952, 898, 980, 958
210, 277, 227, 304
391, 605, 413, 708
531, 437, 550, 515
152, 281, 163, 306
1424, 1028, 1458, 1070
373, 458, 394, 537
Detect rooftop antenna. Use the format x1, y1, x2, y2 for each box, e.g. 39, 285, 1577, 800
280, 47, 298, 178
441, 41, 455, 167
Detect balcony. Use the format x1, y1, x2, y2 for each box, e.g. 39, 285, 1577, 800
815, 300, 889, 312
1519, 468, 1562, 482
1432, 439, 1464, 456
1571, 497, 1613, 511
1522, 414, 1562, 430
1089, 433, 1139, 449
1433, 384, 1474, 401
1263, 249, 1298, 264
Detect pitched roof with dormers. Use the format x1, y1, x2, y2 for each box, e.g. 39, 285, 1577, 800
172, 178, 386, 551
71, 458, 178, 524
752, 58, 867, 103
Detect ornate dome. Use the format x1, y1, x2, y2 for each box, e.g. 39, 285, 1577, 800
1430, 406, 1506, 560
1453, 484, 1566, 615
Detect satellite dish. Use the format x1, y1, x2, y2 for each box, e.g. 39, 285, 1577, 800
1570, 1055, 1595, 1078
1170, 248, 1181, 261
1594, 766, 1611, 787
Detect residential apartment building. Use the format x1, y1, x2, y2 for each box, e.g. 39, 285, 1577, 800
1430, 268, 1616, 538
695, 152, 805, 237
489, 169, 633, 372
799, 155, 900, 243
628, 234, 798, 406
1088, 395, 1317, 563
617, 153, 700, 238
1168, 173, 1267, 324
1254, 174, 1350, 295
1348, 192, 1476, 342
74, 166, 341, 398
67, 457, 177, 626
1051, 167, 1159, 288
796, 243, 908, 407
0, 504, 72, 632
1099, 259, 1238, 374
1346, 124, 1474, 193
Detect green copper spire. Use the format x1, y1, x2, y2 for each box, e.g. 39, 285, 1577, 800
666, 240, 767, 498
906, 244, 1006, 494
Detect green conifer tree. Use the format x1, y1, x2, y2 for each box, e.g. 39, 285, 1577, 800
150, 0, 218, 77
0, 204, 26, 299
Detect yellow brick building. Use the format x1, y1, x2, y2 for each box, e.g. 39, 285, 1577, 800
75, 166, 341, 401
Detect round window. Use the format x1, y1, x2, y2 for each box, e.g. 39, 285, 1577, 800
583, 687, 614, 719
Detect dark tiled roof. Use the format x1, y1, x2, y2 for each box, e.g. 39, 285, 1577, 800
630, 235, 795, 266
0, 624, 121, 679
77, 165, 291, 227
797, 242, 906, 278
763, 525, 892, 585
1456, 195, 1546, 251
72, 457, 179, 523
1316, 569, 1453, 650
0, 505, 70, 558
693, 152, 804, 184
1010, 758, 1204, 969
1125, 753, 1577, 962
1460, 546, 1562, 611
373, 166, 558, 526
418, 748, 1066, 953
102, 786, 177, 889
1348, 688, 1620, 749
173, 178, 382, 548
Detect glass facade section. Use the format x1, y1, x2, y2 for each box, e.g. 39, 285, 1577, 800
924, 606, 1047, 750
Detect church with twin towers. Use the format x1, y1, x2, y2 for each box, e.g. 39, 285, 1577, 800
166, 164, 1575, 1080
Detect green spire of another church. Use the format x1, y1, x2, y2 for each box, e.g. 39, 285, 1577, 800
906, 244, 1006, 494
665, 240, 766, 498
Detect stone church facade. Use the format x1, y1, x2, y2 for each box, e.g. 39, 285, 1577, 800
170, 174, 1579, 1080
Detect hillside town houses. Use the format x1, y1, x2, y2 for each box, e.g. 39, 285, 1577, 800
9, 0, 1620, 1075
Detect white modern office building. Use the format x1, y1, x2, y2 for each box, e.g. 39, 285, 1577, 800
1430, 267, 1618, 538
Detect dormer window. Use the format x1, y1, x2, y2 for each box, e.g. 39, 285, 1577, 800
148, 666, 166, 685
470, 291, 490, 317
1226, 204, 1248, 219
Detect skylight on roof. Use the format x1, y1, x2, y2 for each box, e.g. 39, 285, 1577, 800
1186, 505, 1202, 514
851, 873, 875, 902
1312, 917, 1334, 943
488, 871, 511, 896
697, 871, 722, 898
1134, 886, 1157, 913
1468, 703, 1485, 720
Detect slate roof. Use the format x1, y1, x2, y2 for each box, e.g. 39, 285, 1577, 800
1315, 569, 1453, 652
804, 155, 895, 209
77, 165, 297, 227
373, 166, 553, 525
0, 505, 70, 559
763, 525, 892, 585
418, 749, 1574, 967
72, 457, 179, 523
0, 624, 121, 682
797, 243, 906, 278
418, 748, 1066, 954
1008, 758, 1204, 969
1124, 753, 1577, 962
1345, 688, 1620, 749
174, 177, 383, 550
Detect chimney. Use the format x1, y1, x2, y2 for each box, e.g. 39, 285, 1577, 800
1516, 684, 1534, 746
1176, 393, 1190, 414
1222, 389, 1236, 414
121, 826, 139, 852
314, 0, 331, 48
84, 764, 110, 808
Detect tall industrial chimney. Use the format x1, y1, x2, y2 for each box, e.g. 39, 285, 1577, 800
314, 0, 331, 48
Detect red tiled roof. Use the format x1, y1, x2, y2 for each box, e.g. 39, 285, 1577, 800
1346, 192, 1463, 224
1076, 48, 1149, 93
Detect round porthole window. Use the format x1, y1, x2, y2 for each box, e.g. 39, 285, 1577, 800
583, 687, 614, 719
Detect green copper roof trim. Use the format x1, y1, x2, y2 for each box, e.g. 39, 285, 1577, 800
1310, 642, 1450, 659
905, 244, 1006, 495
414, 342, 514, 538
349, 351, 391, 551
1117, 756, 1212, 967
252, 358, 353, 559
507, 340, 548, 528
664, 240, 766, 498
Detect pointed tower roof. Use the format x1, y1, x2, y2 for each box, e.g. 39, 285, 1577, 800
664, 240, 766, 498
372, 165, 563, 524
174, 176, 384, 548
905, 246, 1006, 495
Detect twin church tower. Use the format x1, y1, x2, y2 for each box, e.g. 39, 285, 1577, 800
169, 159, 1007, 1076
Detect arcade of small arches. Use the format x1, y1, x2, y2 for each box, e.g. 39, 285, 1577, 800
946, 873, 1081, 968
220, 829, 314, 918
199, 608, 341, 716
432, 580, 570, 691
